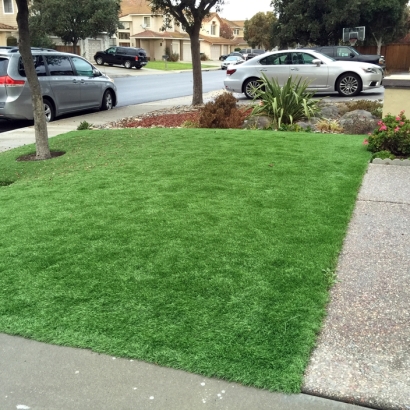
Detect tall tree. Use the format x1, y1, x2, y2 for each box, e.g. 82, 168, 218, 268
220, 21, 234, 39
359, 0, 409, 54
271, 0, 359, 47
244, 12, 276, 49
29, 0, 120, 53
150, 0, 223, 106
16, 0, 51, 160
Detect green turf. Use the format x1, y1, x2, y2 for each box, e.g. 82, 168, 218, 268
0, 129, 370, 392
146, 60, 214, 70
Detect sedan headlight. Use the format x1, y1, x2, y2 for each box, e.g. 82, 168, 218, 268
361, 66, 378, 74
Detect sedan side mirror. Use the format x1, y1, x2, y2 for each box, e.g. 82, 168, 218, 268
312, 59, 322, 66
93, 68, 102, 77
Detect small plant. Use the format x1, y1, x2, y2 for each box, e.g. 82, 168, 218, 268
77, 121, 93, 130
251, 75, 320, 129
346, 99, 383, 118
315, 118, 343, 133
200, 53, 209, 61
278, 123, 311, 132
371, 150, 396, 161
181, 119, 199, 128
198, 92, 249, 129
367, 110, 410, 156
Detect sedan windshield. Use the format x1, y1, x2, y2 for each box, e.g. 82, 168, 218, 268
226, 56, 238, 61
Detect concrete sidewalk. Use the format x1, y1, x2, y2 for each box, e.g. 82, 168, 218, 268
0, 94, 409, 410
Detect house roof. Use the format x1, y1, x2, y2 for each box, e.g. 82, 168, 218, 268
120, 0, 159, 17
130, 29, 189, 40
221, 18, 245, 29
0, 23, 17, 31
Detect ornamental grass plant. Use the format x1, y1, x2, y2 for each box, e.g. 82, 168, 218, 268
250, 75, 320, 129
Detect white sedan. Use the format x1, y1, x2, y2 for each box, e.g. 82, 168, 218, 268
223, 49, 383, 98
221, 55, 245, 70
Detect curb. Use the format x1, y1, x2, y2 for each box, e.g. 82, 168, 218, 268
371, 158, 410, 166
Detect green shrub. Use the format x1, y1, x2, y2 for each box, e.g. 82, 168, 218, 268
346, 99, 383, 118
198, 93, 248, 129
77, 121, 93, 130
366, 110, 410, 156
200, 53, 209, 61
371, 150, 395, 161
250, 75, 320, 129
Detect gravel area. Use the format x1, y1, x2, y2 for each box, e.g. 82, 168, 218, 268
302, 165, 410, 410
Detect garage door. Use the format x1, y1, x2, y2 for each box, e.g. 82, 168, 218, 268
210, 45, 220, 60
183, 43, 191, 62
88, 39, 102, 62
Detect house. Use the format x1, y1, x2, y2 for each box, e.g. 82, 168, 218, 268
0, 0, 18, 46
118, 0, 248, 61
0, 0, 248, 62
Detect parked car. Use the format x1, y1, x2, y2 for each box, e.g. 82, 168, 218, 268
245, 49, 266, 60
223, 49, 383, 99
240, 48, 266, 60
303, 46, 385, 70
219, 51, 244, 61
94, 46, 148, 69
221, 55, 245, 70
0, 48, 117, 122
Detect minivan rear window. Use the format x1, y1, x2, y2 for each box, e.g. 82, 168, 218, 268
18, 55, 47, 77
0, 58, 9, 76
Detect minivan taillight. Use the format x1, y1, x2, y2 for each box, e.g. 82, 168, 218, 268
226, 68, 237, 75
134, 56, 139, 61
0, 75, 25, 87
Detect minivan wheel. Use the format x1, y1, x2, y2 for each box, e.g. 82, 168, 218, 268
101, 90, 114, 111
336, 73, 361, 97
43, 98, 55, 122
124, 60, 132, 69
96, 57, 104, 65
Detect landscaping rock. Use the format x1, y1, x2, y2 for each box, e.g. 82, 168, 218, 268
339, 110, 379, 135
242, 115, 272, 129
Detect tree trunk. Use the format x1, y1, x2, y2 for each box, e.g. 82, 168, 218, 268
72, 40, 78, 55
189, 25, 203, 106
372, 33, 383, 55
16, 0, 51, 160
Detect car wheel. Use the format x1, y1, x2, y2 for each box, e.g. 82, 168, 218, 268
96, 57, 104, 65
243, 78, 262, 99
43, 98, 55, 122
124, 60, 132, 69
101, 90, 114, 111
336, 73, 362, 97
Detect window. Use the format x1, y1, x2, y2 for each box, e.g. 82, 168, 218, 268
0, 58, 9, 76
119, 32, 130, 40
3, 0, 13, 13
320, 47, 335, 57
18, 56, 47, 77
211, 22, 216, 35
106, 47, 116, 54
233, 29, 239, 35
260, 53, 290, 65
337, 47, 352, 57
72, 57, 93, 77
143, 16, 150, 28
45, 56, 74, 76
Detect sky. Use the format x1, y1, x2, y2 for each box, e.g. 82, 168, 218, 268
216, 0, 273, 21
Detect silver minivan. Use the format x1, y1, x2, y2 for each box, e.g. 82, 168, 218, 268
0, 47, 117, 122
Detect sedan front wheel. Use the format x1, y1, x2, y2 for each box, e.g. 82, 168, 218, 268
336, 73, 361, 97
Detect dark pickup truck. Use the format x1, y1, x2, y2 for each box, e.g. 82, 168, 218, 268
305, 46, 385, 70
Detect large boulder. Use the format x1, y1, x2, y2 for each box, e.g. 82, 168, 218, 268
339, 110, 379, 135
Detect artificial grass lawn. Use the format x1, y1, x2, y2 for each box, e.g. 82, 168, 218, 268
147, 60, 214, 70
0, 129, 370, 392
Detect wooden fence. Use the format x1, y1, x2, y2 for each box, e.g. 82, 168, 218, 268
356, 43, 410, 72
54, 45, 81, 55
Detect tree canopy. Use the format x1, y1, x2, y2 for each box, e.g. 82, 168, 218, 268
150, 0, 224, 105
29, 0, 121, 51
270, 0, 409, 48
219, 20, 234, 39
244, 12, 276, 50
